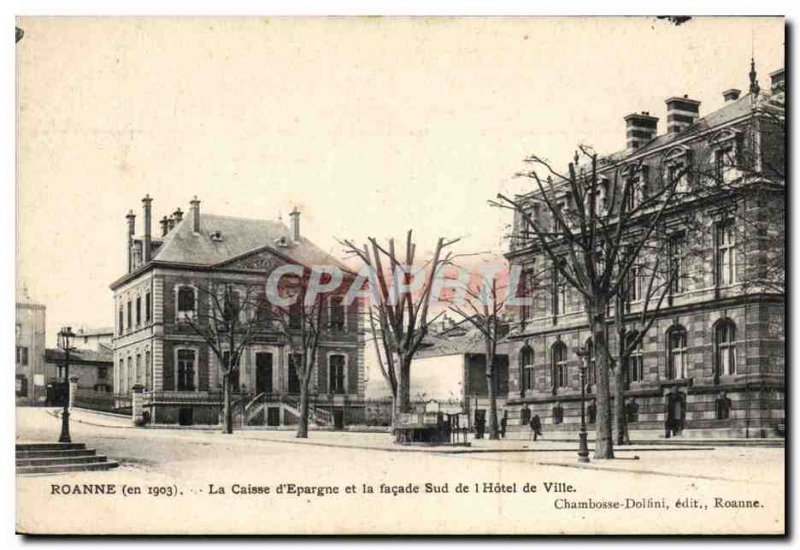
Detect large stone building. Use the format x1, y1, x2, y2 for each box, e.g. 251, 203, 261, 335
15, 287, 46, 404
110, 197, 365, 427
504, 63, 785, 439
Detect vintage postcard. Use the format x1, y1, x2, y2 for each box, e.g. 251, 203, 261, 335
14, 16, 785, 535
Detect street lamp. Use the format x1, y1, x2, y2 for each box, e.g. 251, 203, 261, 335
57, 326, 75, 443
574, 345, 591, 463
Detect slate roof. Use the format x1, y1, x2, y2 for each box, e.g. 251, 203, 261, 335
151, 213, 349, 271
45, 347, 114, 364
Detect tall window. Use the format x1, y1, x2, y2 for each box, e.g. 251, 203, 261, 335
126, 300, 132, 330
667, 159, 688, 193
16, 346, 28, 366
289, 302, 302, 329
628, 265, 642, 303
177, 349, 196, 391
669, 234, 685, 294
715, 395, 732, 420
585, 338, 597, 386
330, 296, 345, 331
520, 268, 535, 323
118, 358, 124, 394
118, 308, 123, 335
552, 342, 568, 389
136, 296, 142, 326
144, 350, 151, 390
714, 144, 735, 184
520, 347, 534, 393
329, 354, 346, 394
126, 356, 133, 393
552, 261, 567, 316
715, 320, 737, 376
288, 358, 301, 393
667, 327, 687, 379
626, 331, 644, 382
717, 221, 736, 286
177, 286, 195, 314
135, 353, 142, 386
145, 292, 152, 323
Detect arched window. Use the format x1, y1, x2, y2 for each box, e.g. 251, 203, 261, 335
329, 354, 347, 394
626, 331, 644, 382
715, 395, 732, 420
585, 338, 597, 386
552, 342, 568, 390
667, 326, 687, 379
519, 347, 534, 394
715, 319, 737, 376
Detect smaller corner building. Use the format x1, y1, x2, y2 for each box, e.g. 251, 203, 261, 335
110, 196, 365, 427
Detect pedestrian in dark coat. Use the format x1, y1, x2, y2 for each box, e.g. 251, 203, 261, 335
500, 410, 508, 438
530, 414, 542, 441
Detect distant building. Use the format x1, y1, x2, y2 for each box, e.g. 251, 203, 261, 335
504, 63, 785, 439
43, 347, 114, 404
15, 287, 46, 404
414, 316, 510, 421
110, 196, 365, 427
73, 327, 114, 351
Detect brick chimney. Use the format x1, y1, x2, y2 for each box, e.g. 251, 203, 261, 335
665, 95, 701, 134
289, 207, 300, 241
624, 112, 659, 150
173, 207, 183, 223
160, 216, 170, 237
722, 89, 741, 103
126, 210, 136, 273
190, 196, 201, 233
142, 195, 153, 263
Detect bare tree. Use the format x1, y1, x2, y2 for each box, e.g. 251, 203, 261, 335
494, 150, 688, 459
342, 231, 459, 441
269, 269, 325, 439
183, 281, 263, 434
446, 258, 509, 440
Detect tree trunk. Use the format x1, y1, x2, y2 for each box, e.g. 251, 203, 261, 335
396, 356, 412, 413
590, 301, 615, 459
296, 382, 310, 439
614, 360, 629, 445
486, 351, 499, 440
222, 372, 233, 435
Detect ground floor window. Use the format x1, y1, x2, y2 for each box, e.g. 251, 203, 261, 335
552, 404, 564, 424
16, 375, 27, 397
329, 354, 346, 394
715, 395, 732, 420
177, 349, 196, 391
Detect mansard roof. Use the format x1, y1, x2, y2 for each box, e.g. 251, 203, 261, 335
152, 213, 348, 272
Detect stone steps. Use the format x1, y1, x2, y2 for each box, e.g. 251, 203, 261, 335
16, 443, 119, 475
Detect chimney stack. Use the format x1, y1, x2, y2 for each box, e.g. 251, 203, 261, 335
723, 89, 741, 103
126, 210, 136, 273
160, 216, 170, 237
142, 195, 153, 263
167, 216, 176, 232
665, 95, 701, 134
289, 207, 301, 241
769, 68, 785, 95
173, 208, 183, 223
624, 112, 659, 150
190, 196, 201, 233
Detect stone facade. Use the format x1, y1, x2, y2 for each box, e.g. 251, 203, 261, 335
504, 65, 785, 440
110, 198, 365, 427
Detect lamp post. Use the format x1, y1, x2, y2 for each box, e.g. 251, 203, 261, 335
574, 346, 590, 463
57, 327, 75, 443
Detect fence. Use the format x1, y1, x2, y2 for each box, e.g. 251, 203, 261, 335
73, 388, 131, 415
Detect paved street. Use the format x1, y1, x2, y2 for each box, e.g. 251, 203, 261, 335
16, 408, 785, 535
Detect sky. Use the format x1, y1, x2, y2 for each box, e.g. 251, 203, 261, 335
16, 16, 784, 358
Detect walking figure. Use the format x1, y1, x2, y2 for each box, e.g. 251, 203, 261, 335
530, 414, 542, 441
500, 410, 508, 439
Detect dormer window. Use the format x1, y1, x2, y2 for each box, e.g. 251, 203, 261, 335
666, 148, 692, 194
711, 130, 743, 185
